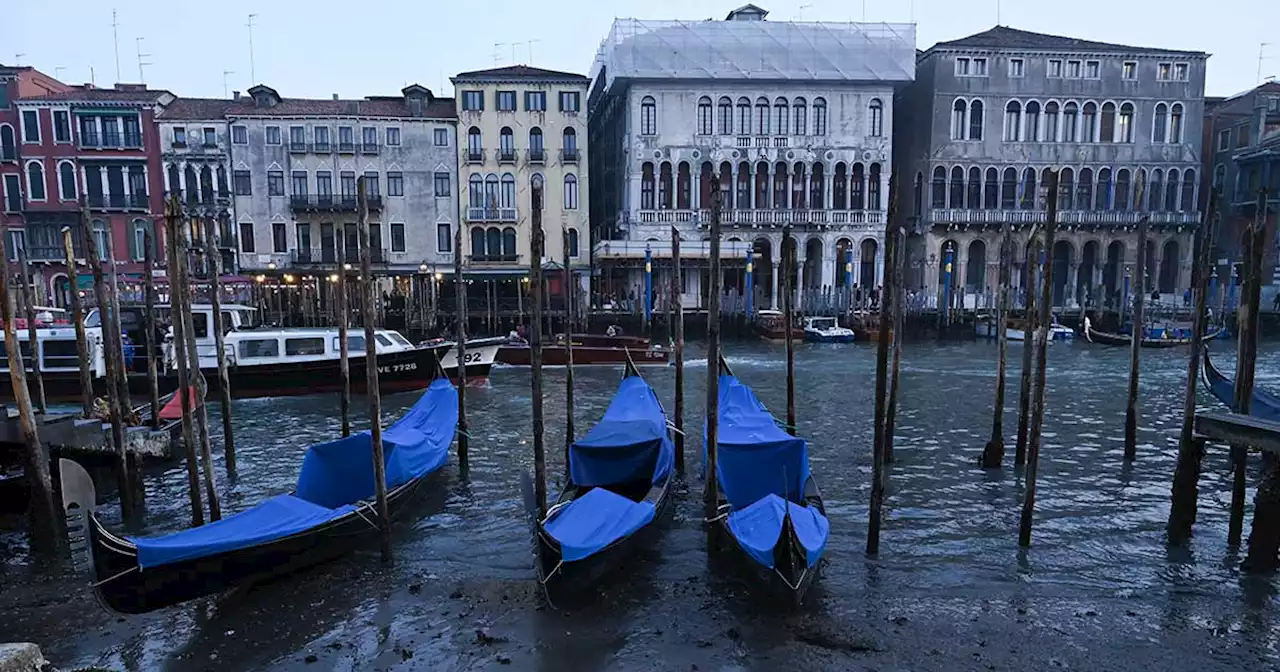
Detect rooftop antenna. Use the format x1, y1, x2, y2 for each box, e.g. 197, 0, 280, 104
135, 37, 151, 84
13, 54, 24, 66
54, 66, 66, 80
1260, 43, 1273, 86
247, 14, 258, 84
797, 4, 811, 20
526, 39, 541, 65
493, 43, 505, 66
111, 8, 121, 82
223, 70, 235, 98
89, 66, 96, 86
996, 0, 1002, 25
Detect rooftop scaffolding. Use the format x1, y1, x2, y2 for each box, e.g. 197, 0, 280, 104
590, 18, 917, 90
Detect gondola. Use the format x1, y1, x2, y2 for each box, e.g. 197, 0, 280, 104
1083, 316, 1222, 348
520, 357, 675, 600
706, 356, 829, 605
1202, 348, 1280, 421
59, 359, 459, 614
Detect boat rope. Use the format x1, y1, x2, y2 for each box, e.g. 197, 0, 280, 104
92, 564, 140, 587
538, 560, 563, 585
666, 422, 685, 436
456, 429, 473, 439
353, 502, 380, 529
774, 565, 807, 592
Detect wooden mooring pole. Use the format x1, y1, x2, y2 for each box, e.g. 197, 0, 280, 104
530, 182, 548, 517
0, 232, 60, 554
1230, 188, 1267, 547
1019, 169, 1059, 548
17, 248, 47, 414
1124, 172, 1150, 462
357, 179, 392, 563
1167, 201, 1217, 545
782, 224, 797, 435
142, 229, 160, 428
704, 190, 723, 522
205, 223, 236, 478
104, 233, 132, 411
337, 235, 351, 437
1244, 188, 1280, 571
867, 212, 895, 555
672, 225, 685, 474
982, 223, 1014, 468
176, 215, 220, 521
562, 227, 575, 477
454, 227, 469, 476
164, 199, 205, 526
883, 185, 904, 465
1014, 229, 1040, 467
63, 226, 94, 418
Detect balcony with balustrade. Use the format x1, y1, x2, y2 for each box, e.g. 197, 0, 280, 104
87, 193, 150, 211
634, 208, 885, 228
289, 195, 382, 212
466, 206, 518, 223
926, 208, 1202, 228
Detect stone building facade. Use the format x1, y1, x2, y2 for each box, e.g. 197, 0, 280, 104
895, 26, 1208, 310
155, 97, 237, 272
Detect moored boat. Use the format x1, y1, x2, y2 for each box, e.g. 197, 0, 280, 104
1084, 316, 1221, 348
848, 311, 891, 342
707, 357, 829, 605
521, 359, 675, 598
498, 335, 668, 367
754, 309, 804, 341
59, 372, 460, 614
1202, 348, 1280, 421
802, 316, 855, 343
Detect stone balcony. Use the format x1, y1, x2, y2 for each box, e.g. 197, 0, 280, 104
927, 208, 1202, 229
634, 208, 886, 229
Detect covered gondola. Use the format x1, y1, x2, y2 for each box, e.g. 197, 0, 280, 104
1202, 348, 1280, 421
60, 364, 459, 614
707, 357, 829, 605
1083, 317, 1222, 348
521, 359, 675, 599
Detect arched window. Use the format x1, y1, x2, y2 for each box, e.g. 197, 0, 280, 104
791, 162, 806, 209
1020, 167, 1036, 209
1060, 167, 1075, 209
774, 98, 788, 136
501, 227, 516, 256
1150, 169, 1164, 211
167, 163, 181, 196
564, 173, 579, 210
1153, 103, 1168, 144
969, 100, 984, 141
677, 161, 691, 209
91, 219, 108, 260
717, 97, 732, 135
26, 160, 45, 200
736, 97, 751, 135
183, 165, 198, 203
484, 173, 499, 211
470, 227, 485, 257
813, 97, 827, 136
58, 161, 76, 201
568, 228, 580, 258
868, 163, 882, 209
640, 162, 655, 210
1165, 169, 1181, 212
773, 162, 789, 209
1118, 103, 1134, 143
216, 165, 228, 196
952, 99, 967, 140
486, 227, 502, 257
640, 96, 656, 136
949, 166, 965, 208
809, 162, 824, 207
0, 124, 14, 156
931, 166, 947, 209
562, 128, 577, 157
1169, 103, 1184, 143
1001, 167, 1017, 209
1097, 168, 1113, 210
1044, 102, 1060, 142
849, 163, 864, 210
1181, 169, 1196, 211
500, 173, 515, 209
697, 96, 713, 135
1062, 102, 1079, 142
200, 165, 214, 203
467, 126, 482, 158
1082, 102, 1098, 142
499, 126, 515, 159
658, 162, 673, 209
468, 174, 483, 209
1078, 168, 1094, 211
868, 99, 883, 137
967, 167, 982, 209
755, 97, 770, 135
792, 97, 807, 135
833, 163, 848, 209
1115, 168, 1131, 210
1100, 102, 1117, 142
983, 167, 999, 209
529, 126, 544, 158
1004, 101, 1022, 141
1024, 101, 1041, 141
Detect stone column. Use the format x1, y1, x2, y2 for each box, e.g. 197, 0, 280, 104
1067, 262, 1079, 308
771, 261, 780, 310
823, 172, 833, 211
880, 172, 890, 215
796, 259, 806, 308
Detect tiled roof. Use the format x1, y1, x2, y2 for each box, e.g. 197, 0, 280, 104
452, 65, 589, 82
159, 97, 240, 120
931, 26, 1204, 57
20, 86, 172, 104
0, 64, 32, 76
226, 97, 456, 119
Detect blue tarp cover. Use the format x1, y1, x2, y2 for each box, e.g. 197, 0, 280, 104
726, 493, 829, 569
544, 487, 657, 562
569, 376, 673, 487
708, 375, 810, 510
131, 378, 457, 568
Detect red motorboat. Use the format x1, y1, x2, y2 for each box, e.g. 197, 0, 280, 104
497, 333, 669, 367
754, 310, 804, 341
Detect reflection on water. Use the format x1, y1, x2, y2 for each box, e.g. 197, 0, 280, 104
3, 339, 1279, 669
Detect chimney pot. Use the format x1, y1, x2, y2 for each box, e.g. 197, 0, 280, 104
332, 93, 339, 101
232, 90, 240, 100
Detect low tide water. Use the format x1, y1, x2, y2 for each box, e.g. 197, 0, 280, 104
2, 339, 1278, 670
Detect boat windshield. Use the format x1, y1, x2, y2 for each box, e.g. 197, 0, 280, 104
84, 309, 102, 328
387, 332, 412, 346
811, 318, 836, 330
236, 309, 260, 329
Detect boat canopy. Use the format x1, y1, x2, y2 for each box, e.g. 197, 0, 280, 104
131, 378, 458, 568
711, 375, 810, 510
568, 376, 673, 487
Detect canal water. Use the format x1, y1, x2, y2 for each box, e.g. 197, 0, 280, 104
2, 339, 1278, 671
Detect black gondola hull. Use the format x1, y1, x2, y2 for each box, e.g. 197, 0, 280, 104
712, 478, 826, 606
1086, 326, 1222, 348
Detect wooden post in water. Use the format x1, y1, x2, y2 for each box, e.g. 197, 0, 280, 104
703, 189, 723, 522
562, 227, 575, 477
782, 224, 797, 435
867, 210, 895, 555
176, 215, 220, 522
205, 223, 236, 478
83, 211, 133, 521
163, 199, 204, 526
63, 226, 94, 418
1014, 228, 1040, 467
982, 223, 1014, 468
1019, 169, 1059, 548
17, 248, 47, 414
357, 179, 392, 563
142, 229, 161, 428
1244, 189, 1280, 570
1124, 172, 1150, 462
529, 182, 548, 517
1168, 202, 1217, 544
104, 232, 132, 411
1229, 189, 1267, 546
671, 225, 685, 474
0, 232, 60, 554
454, 227, 469, 475
884, 223, 906, 465
336, 234, 351, 437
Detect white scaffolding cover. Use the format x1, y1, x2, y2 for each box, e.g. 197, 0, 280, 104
591, 19, 917, 89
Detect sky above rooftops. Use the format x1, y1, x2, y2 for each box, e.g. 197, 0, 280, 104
7, 0, 1275, 100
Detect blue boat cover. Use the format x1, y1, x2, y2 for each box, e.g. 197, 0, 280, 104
131, 378, 457, 568
1206, 356, 1280, 423
544, 487, 657, 562
726, 493, 829, 569
569, 376, 673, 487
708, 375, 810, 510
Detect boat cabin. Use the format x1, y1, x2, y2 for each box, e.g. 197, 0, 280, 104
804, 316, 838, 331
214, 328, 417, 368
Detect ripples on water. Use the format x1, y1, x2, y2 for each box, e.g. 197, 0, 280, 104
5, 338, 1279, 666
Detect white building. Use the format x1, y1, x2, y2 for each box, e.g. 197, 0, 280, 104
588, 4, 916, 309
